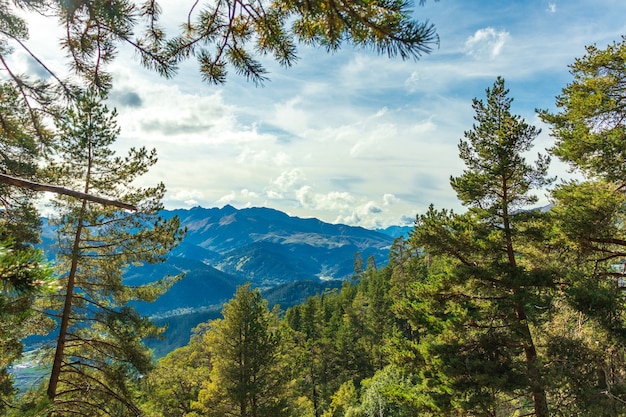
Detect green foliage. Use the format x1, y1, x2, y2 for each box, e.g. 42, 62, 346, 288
358, 366, 420, 417
165, 0, 439, 86
37, 92, 184, 415
539, 37, 626, 412
0, 81, 49, 246
323, 380, 360, 417
191, 283, 290, 417
0, 77, 55, 411
396, 77, 554, 417
539, 36, 626, 182
141, 334, 211, 417
0, 238, 53, 412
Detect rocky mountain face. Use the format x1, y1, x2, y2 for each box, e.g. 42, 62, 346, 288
163, 205, 395, 284
42, 205, 399, 318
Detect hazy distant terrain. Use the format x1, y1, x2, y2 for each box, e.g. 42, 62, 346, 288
40, 205, 405, 354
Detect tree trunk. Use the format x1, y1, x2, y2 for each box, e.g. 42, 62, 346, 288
47, 200, 86, 399
503, 183, 549, 417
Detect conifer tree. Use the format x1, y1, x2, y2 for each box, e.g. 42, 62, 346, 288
402, 77, 554, 416
42, 92, 183, 415
0, 80, 55, 410
539, 37, 626, 412
192, 283, 290, 417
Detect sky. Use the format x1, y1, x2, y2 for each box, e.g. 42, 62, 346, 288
14, 0, 626, 229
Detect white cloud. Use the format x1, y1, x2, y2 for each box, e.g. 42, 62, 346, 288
272, 169, 305, 192
296, 187, 356, 211
547, 2, 557, 13
217, 192, 237, 205
383, 194, 399, 206
465, 27, 510, 60
271, 97, 310, 133
404, 71, 421, 93
266, 190, 283, 200
241, 189, 259, 199
164, 189, 205, 207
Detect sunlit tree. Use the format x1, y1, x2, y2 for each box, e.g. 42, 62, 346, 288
40, 92, 183, 415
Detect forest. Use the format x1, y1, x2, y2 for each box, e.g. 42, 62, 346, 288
1, 0, 626, 416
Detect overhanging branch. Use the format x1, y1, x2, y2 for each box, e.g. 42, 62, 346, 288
0, 173, 136, 211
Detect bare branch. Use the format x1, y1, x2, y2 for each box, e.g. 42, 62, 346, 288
0, 173, 136, 211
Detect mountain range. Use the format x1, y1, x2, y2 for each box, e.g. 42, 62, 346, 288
40, 205, 411, 354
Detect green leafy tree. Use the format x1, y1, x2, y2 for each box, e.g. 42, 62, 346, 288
358, 365, 420, 417
322, 380, 360, 417
191, 283, 290, 417
40, 92, 183, 415
402, 77, 554, 416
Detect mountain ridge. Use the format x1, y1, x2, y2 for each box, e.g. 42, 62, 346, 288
39, 205, 406, 354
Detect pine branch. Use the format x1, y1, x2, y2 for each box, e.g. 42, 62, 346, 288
0, 173, 136, 211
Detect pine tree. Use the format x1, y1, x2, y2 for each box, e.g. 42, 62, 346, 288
402, 77, 554, 416
539, 37, 626, 412
41, 92, 183, 415
192, 283, 290, 417
0, 80, 55, 411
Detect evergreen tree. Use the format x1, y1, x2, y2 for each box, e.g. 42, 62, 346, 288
539, 37, 626, 412
41, 92, 183, 415
140, 331, 212, 417
401, 77, 554, 416
0, 239, 52, 412
192, 283, 290, 417
0, 80, 55, 411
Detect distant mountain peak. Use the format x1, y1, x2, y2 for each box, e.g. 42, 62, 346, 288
160, 205, 395, 285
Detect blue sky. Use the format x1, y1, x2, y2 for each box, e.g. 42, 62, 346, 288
18, 0, 626, 228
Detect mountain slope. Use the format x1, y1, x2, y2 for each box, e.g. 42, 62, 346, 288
163, 205, 395, 286
40, 205, 397, 355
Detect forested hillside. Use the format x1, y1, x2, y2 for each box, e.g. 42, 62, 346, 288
132, 56, 626, 416
2, 0, 626, 415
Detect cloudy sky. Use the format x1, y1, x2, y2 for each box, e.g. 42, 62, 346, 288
16, 0, 626, 228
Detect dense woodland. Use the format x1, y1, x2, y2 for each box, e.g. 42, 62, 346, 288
1, 0, 626, 416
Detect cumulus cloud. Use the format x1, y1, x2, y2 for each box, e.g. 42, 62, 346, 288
217, 192, 237, 205
465, 28, 510, 60
547, 2, 557, 13
241, 189, 259, 199
383, 193, 399, 206
266, 190, 283, 200
272, 169, 305, 192
296, 186, 355, 211
271, 97, 310, 133
168, 189, 204, 207
334, 201, 383, 227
